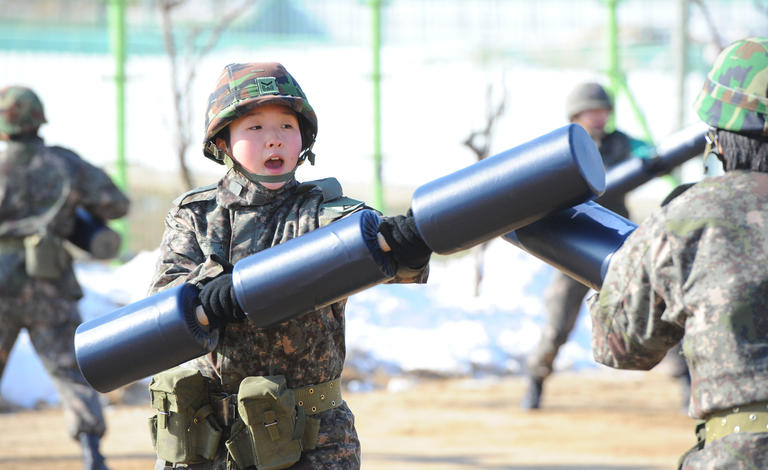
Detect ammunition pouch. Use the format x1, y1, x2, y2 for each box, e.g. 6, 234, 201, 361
225, 376, 306, 470
23, 231, 69, 279
148, 367, 223, 464
224, 376, 341, 470
148, 372, 342, 469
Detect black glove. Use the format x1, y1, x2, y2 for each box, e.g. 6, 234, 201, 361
198, 273, 246, 327
378, 211, 432, 269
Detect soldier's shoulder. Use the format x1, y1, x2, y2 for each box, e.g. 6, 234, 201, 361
45, 145, 84, 165
173, 183, 218, 207
298, 177, 369, 226
296, 177, 344, 202
321, 195, 366, 212
47, 144, 80, 157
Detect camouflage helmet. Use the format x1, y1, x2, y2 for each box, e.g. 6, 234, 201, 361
694, 37, 768, 135
0, 86, 47, 136
203, 62, 318, 164
566, 82, 613, 121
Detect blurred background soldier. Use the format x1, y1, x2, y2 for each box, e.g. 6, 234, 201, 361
0, 85, 130, 470
589, 37, 768, 468
521, 82, 651, 409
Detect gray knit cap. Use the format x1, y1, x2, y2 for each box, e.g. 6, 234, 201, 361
566, 82, 613, 120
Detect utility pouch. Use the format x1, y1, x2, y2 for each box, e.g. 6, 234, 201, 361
225, 375, 305, 470
23, 231, 68, 279
148, 367, 222, 464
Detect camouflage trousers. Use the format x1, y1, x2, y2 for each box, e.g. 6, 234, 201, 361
526, 271, 590, 380
154, 401, 361, 470
0, 291, 106, 439
680, 433, 768, 469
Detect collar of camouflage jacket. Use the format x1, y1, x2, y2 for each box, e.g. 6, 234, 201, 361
216, 168, 299, 208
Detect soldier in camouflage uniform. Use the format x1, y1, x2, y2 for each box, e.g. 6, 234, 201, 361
0, 86, 130, 470
588, 37, 768, 468
521, 82, 652, 409
148, 62, 430, 469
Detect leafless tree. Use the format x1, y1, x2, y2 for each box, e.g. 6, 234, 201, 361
690, 0, 724, 51
160, 0, 253, 190
754, 0, 768, 22
462, 81, 506, 297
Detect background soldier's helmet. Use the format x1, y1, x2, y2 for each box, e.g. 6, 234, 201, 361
694, 37, 768, 136
0, 86, 47, 136
203, 62, 318, 165
565, 82, 613, 121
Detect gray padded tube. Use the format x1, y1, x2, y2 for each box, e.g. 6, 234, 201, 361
502, 201, 637, 291
233, 209, 395, 328
410, 123, 606, 254
602, 123, 707, 199
74, 283, 218, 393
70, 207, 122, 259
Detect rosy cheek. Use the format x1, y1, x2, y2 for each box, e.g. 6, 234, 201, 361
231, 141, 260, 168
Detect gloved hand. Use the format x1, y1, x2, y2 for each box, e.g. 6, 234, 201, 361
377, 210, 432, 269
198, 273, 247, 327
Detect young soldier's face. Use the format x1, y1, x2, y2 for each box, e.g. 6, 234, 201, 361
223, 103, 302, 190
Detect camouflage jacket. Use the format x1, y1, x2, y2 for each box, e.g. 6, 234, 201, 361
0, 137, 130, 299
149, 169, 428, 392
588, 171, 768, 419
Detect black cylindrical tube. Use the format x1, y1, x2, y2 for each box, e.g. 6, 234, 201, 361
233, 210, 395, 328
410, 123, 606, 254
70, 207, 122, 259
74, 283, 218, 393
603, 123, 708, 198
502, 201, 637, 291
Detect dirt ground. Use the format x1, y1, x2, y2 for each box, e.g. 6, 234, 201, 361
0, 369, 695, 470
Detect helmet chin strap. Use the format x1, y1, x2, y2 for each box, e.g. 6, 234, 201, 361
224, 155, 296, 184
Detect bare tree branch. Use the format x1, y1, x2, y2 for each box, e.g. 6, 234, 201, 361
160, 0, 194, 190
160, 0, 253, 191
462, 82, 507, 162
462, 80, 507, 296
691, 0, 725, 51
753, 0, 768, 18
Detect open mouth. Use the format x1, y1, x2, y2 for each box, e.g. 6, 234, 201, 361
264, 156, 284, 172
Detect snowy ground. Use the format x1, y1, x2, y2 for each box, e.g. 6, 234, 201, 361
0, 238, 597, 408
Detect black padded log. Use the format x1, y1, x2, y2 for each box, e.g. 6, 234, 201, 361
411, 123, 606, 254
502, 201, 637, 291
69, 207, 122, 259
233, 209, 395, 328
74, 283, 218, 393
601, 122, 707, 200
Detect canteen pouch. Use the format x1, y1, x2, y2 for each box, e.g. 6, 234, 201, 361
23, 231, 69, 279
225, 375, 304, 470
148, 367, 222, 464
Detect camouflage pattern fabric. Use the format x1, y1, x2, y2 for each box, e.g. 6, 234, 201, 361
680, 434, 768, 469
693, 37, 768, 136
588, 171, 768, 467
0, 295, 106, 438
526, 130, 634, 379
0, 86, 47, 136
149, 169, 428, 469
0, 138, 130, 298
203, 63, 318, 164
0, 136, 129, 439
